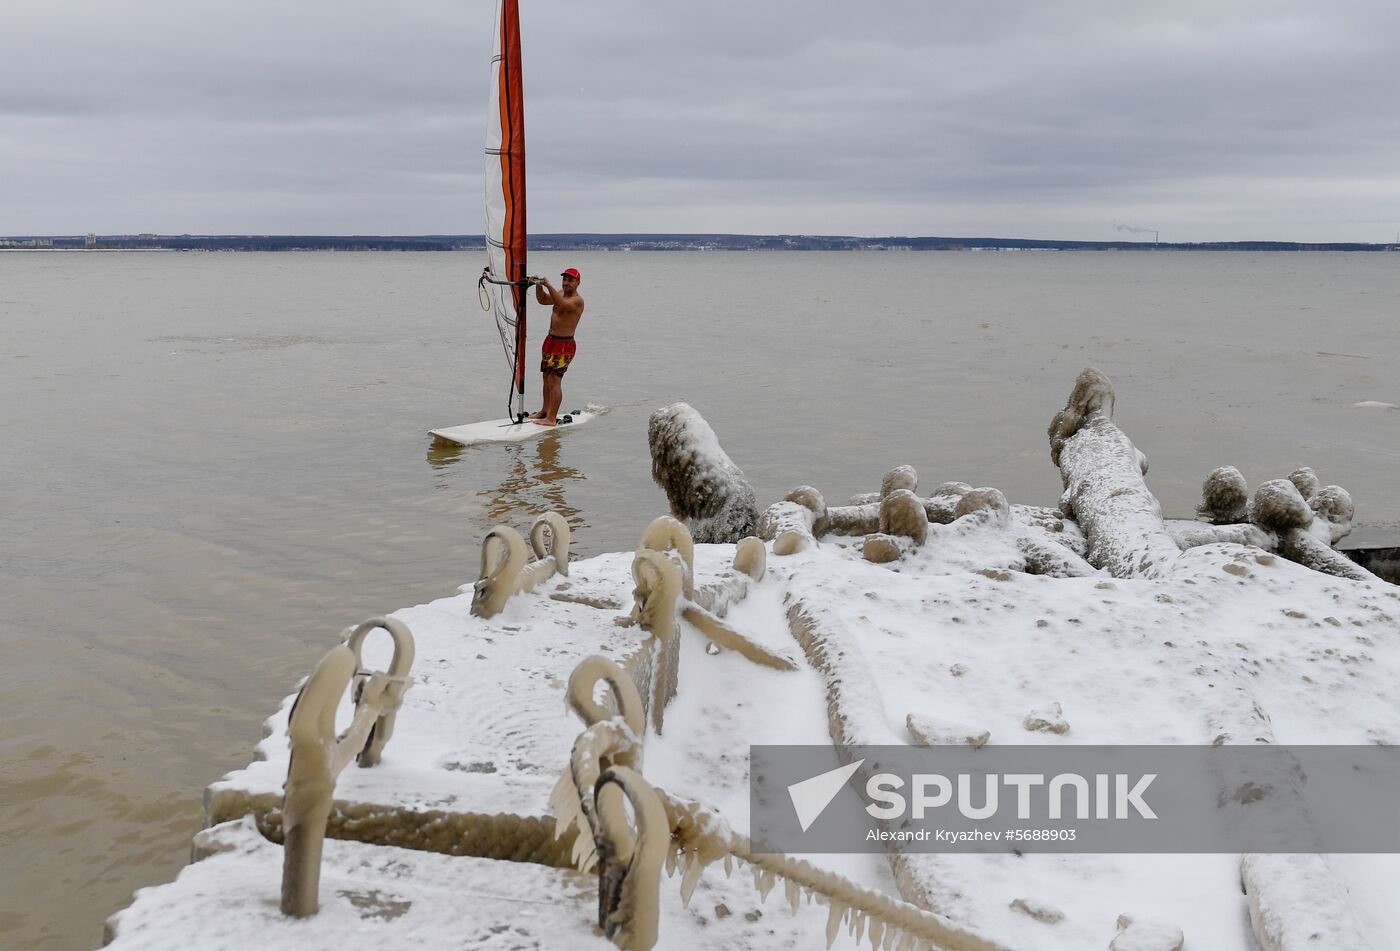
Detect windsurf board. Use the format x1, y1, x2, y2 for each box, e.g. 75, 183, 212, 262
429, 408, 597, 447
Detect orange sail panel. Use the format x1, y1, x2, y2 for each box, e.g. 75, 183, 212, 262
484, 0, 527, 406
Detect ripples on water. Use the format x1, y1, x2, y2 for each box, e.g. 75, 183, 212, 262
1, 250, 1397, 949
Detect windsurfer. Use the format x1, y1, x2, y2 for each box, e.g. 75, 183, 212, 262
526, 268, 585, 425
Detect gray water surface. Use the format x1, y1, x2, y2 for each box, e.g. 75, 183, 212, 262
2, 250, 1397, 949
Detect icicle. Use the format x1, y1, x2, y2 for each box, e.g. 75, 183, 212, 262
897, 931, 915, 951
547, 771, 578, 837
882, 927, 897, 951
757, 868, 776, 901
679, 853, 704, 907
723, 854, 733, 877
786, 878, 801, 913
854, 910, 866, 943
868, 918, 884, 950
825, 902, 844, 947
567, 810, 597, 873
664, 846, 678, 877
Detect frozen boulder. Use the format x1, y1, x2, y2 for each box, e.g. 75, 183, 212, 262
648, 403, 759, 544
1109, 914, 1184, 951
907, 713, 989, 748
1023, 702, 1070, 735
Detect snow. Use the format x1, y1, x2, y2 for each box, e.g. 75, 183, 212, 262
110, 484, 1400, 949
105, 817, 613, 951
764, 535, 1400, 949
104, 816, 861, 951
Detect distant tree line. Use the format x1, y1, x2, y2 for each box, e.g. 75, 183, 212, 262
4, 234, 1396, 252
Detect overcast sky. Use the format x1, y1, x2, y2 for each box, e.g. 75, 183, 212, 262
4, 0, 1399, 241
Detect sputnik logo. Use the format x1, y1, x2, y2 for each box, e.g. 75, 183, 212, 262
787, 758, 865, 832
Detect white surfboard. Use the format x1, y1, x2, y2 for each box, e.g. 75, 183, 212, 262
429, 408, 598, 447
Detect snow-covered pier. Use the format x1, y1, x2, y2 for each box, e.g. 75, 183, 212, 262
104, 371, 1399, 950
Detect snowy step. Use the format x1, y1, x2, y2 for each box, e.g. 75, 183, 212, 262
104, 817, 612, 950
104, 817, 869, 951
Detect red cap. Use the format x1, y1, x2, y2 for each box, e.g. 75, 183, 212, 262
561, 267, 581, 280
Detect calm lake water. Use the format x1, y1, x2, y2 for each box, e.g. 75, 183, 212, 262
2, 249, 1397, 949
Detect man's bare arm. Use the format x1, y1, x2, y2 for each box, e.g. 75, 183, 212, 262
531, 276, 556, 304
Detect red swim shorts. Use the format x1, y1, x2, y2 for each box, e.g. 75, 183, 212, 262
540, 334, 576, 377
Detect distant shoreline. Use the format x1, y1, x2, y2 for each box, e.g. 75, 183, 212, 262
3, 234, 1398, 252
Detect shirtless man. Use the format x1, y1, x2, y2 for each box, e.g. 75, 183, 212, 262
526, 267, 585, 426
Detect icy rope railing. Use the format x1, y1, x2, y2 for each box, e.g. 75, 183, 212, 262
548, 652, 1010, 951
546, 655, 665, 949
624, 517, 792, 733
664, 805, 1012, 951
471, 511, 571, 618
280, 616, 415, 917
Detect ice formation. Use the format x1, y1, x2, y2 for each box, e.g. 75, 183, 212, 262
280, 617, 415, 917
905, 713, 990, 749
470, 512, 571, 618
647, 402, 759, 543
757, 486, 826, 555
1047, 369, 1380, 585
1196, 465, 1250, 524
625, 516, 794, 730
1109, 914, 1184, 951
761, 468, 1091, 577
1048, 368, 1178, 577
106, 370, 1399, 951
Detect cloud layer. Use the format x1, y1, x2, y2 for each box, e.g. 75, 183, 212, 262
3, 0, 1398, 240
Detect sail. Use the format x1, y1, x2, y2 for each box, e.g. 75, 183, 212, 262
484, 0, 527, 417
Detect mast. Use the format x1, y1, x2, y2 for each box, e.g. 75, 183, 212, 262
485, 0, 528, 420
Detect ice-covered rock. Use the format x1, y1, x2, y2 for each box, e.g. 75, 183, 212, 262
1010, 897, 1065, 924
953, 487, 1011, 526
1308, 484, 1354, 544
1250, 479, 1374, 581
758, 500, 818, 555
906, 712, 990, 748
1288, 466, 1321, 500
1109, 914, 1184, 950
648, 403, 759, 543
1049, 369, 1180, 578
862, 533, 907, 564
1196, 465, 1250, 524
1023, 702, 1070, 734
881, 465, 919, 498
878, 489, 929, 545
1250, 479, 1313, 532
1242, 854, 1373, 951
